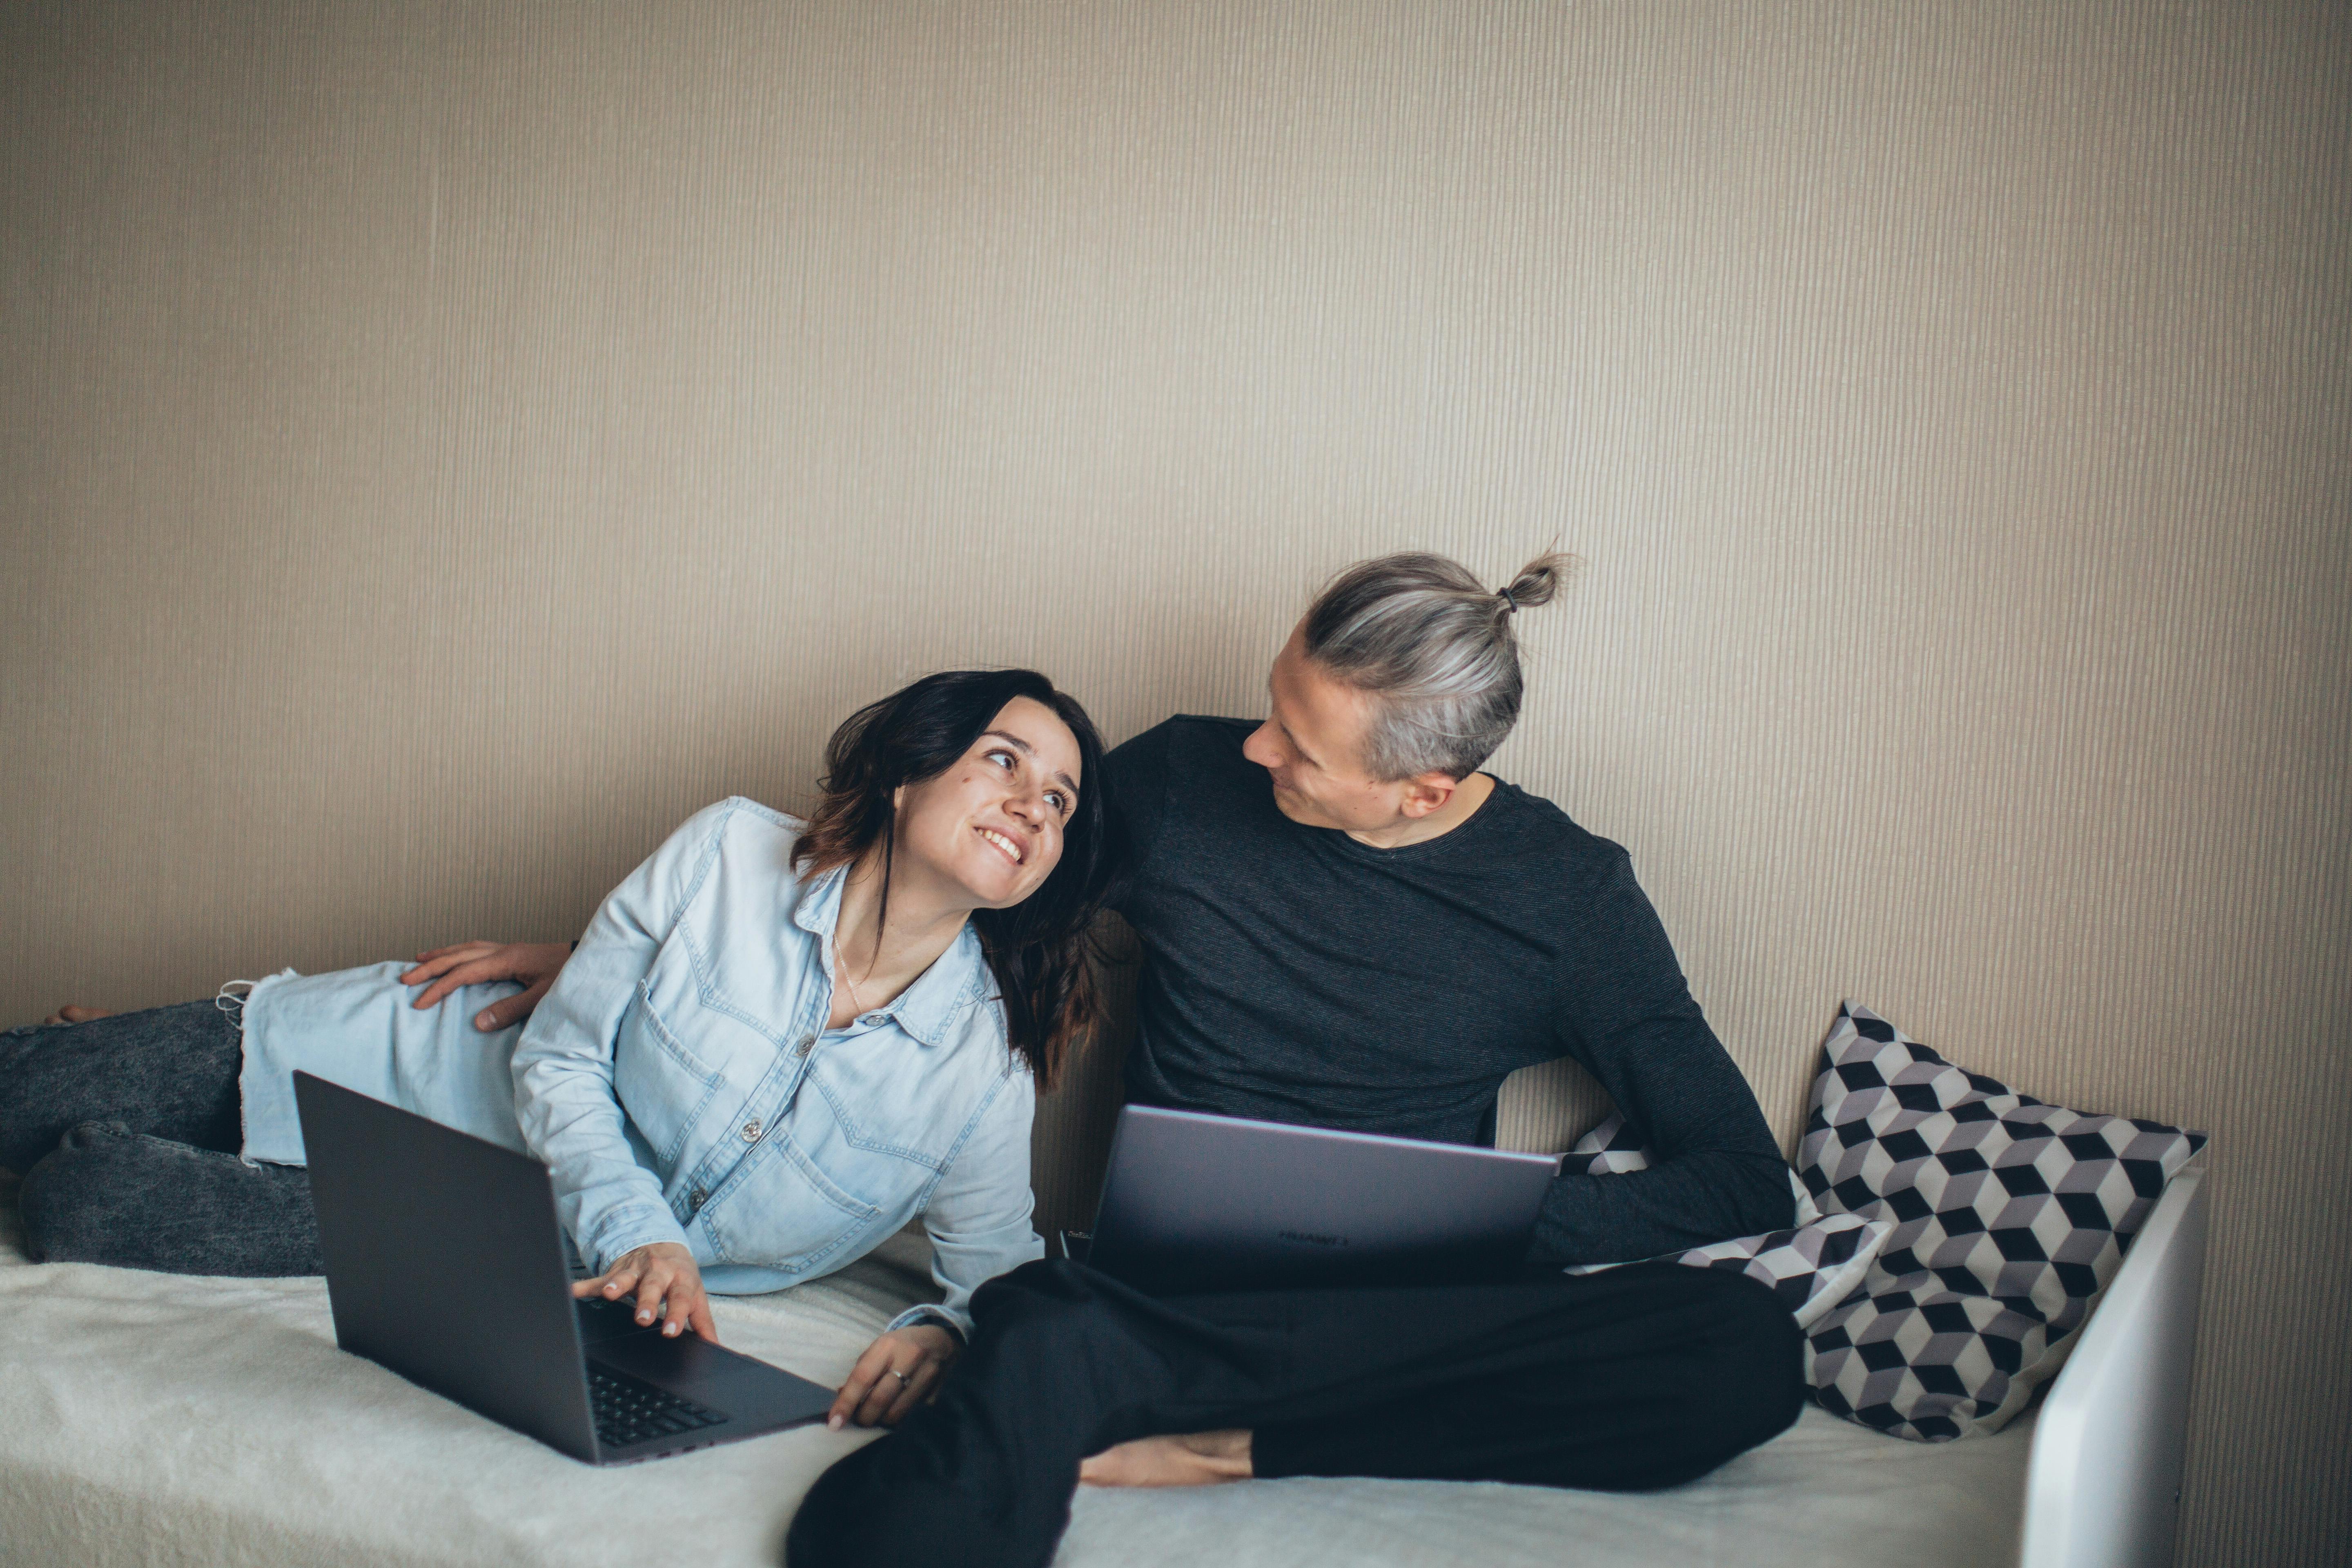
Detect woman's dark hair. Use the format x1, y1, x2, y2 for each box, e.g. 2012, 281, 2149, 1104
793, 669, 1113, 1089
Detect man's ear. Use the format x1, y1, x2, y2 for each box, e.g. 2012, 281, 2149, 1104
1395, 771, 1461, 820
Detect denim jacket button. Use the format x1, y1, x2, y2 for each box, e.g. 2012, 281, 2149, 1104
739, 1118, 763, 1143
795, 1034, 815, 1057
688, 1187, 707, 1213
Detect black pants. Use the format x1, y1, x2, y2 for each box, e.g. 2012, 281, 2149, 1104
788, 1256, 1805, 1568
0, 1003, 321, 1275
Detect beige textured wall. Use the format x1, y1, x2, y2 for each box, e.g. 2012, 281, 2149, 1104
4, 2, 2345, 1561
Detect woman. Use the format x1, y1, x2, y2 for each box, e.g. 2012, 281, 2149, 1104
1, 668, 1111, 1430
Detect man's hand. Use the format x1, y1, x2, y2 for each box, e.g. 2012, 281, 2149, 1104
572, 1242, 717, 1343
401, 940, 572, 1032
828, 1323, 959, 1430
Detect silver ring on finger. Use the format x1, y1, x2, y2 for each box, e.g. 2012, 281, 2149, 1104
891, 1368, 913, 1387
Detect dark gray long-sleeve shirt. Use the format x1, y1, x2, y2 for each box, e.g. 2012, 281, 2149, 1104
1103, 716, 1790, 1265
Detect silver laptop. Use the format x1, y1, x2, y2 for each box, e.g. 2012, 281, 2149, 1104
294, 1072, 837, 1464
1081, 1105, 1562, 1294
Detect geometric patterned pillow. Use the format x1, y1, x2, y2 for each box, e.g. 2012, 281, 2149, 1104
1569, 1112, 1658, 1176
1797, 1002, 2208, 1441
1561, 1115, 1895, 1330
1666, 1213, 1893, 1331
1571, 1111, 1827, 1221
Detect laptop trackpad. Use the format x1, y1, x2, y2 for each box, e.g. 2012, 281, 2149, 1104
575, 1295, 655, 1345
590, 1324, 837, 1425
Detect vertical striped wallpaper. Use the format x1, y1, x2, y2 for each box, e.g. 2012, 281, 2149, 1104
3, 4, 2345, 1562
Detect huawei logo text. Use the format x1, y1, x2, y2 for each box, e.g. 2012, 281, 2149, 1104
1278, 1230, 1347, 1247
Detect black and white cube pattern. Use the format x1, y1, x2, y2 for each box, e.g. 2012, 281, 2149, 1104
1670, 1215, 1889, 1330
1798, 1002, 2206, 1441
1568, 1111, 1656, 1175
1562, 1115, 1891, 1331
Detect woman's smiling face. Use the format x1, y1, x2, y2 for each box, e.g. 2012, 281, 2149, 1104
891, 696, 1083, 911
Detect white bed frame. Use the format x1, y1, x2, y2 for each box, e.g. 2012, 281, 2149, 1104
2018, 1167, 2210, 1568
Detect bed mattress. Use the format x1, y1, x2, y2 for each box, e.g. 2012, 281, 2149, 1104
0, 1174, 2032, 1568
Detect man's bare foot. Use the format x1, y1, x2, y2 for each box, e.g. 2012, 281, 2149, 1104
1078, 1429, 1253, 1488
43, 1006, 114, 1026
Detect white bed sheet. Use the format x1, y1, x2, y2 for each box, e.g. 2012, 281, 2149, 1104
0, 1174, 2031, 1568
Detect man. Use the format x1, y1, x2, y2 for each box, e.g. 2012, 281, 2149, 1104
786, 550, 1803, 1568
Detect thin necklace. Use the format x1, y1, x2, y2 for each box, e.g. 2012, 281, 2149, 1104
835, 945, 873, 1018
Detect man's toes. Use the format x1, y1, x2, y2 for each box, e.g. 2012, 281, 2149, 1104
45, 1006, 115, 1026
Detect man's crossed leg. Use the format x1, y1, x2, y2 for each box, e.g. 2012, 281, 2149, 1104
787, 1256, 1803, 1568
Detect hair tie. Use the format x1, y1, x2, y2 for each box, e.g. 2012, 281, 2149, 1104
1497, 586, 1518, 614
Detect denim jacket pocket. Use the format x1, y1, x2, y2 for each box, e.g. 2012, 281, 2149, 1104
803, 1043, 983, 1169
612, 984, 723, 1168
699, 1132, 886, 1273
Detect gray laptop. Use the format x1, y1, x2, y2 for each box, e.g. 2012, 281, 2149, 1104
1082, 1105, 1563, 1294
294, 1071, 836, 1464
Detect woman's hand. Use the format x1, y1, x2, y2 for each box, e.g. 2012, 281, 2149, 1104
571, 1242, 717, 1343
828, 1323, 959, 1430
401, 940, 573, 1032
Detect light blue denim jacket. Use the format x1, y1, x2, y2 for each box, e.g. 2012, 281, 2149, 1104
509, 797, 1043, 1337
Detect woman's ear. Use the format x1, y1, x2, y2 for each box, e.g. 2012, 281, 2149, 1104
890, 783, 905, 815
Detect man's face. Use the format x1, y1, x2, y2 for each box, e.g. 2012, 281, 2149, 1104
1241, 624, 1423, 834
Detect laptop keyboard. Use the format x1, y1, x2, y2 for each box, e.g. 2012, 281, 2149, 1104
587, 1363, 728, 1451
